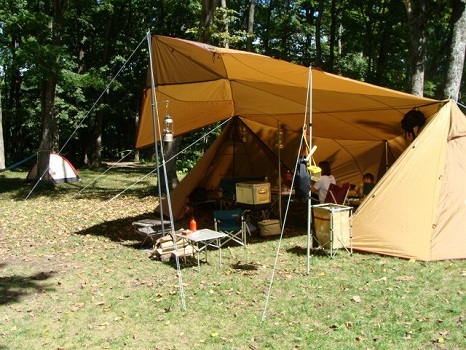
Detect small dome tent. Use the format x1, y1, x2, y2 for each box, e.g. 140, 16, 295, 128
26, 153, 80, 183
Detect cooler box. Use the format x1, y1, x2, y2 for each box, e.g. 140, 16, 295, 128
312, 204, 352, 250
236, 181, 271, 205
258, 219, 281, 237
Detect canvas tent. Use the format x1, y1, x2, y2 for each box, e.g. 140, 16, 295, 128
352, 100, 466, 261
158, 116, 294, 220
137, 36, 466, 261
26, 153, 80, 183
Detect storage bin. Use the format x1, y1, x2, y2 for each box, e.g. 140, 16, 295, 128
312, 204, 352, 250
258, 219, 281, 237
236, 181, 271, 205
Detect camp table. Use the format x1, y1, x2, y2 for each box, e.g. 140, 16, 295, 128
176, 229, 227, 272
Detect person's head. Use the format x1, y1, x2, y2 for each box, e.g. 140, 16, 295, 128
363, 173, 375, 183
319, 161, 332, 176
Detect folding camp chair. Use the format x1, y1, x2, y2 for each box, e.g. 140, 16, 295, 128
219, 178, 237, 210
324, 183, 350, 205
213, 209, 247, 246
189, 187, 218, 214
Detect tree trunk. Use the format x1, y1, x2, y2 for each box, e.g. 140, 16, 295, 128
221, 0, 229, 48
200, 0, 220, 44
157, 0, 220, 193
246, 0, 255, 52
263, 0, 274, 55
443, 0, 466, 101
0, 83, 5, 170
37, 78, 58, 183
324, 0, 337, 72
134, 112, 140, 162
159, 137, 181, 193
36, 0, 67, 183
403, 0, 429, 96
315, 0, 324, 68
88, 110, 103, 168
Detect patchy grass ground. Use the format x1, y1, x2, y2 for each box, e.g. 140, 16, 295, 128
1, 165, 465, 349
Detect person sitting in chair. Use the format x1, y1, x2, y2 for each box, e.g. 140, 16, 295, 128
355, 172, 375, 198
311, 161, 336, 203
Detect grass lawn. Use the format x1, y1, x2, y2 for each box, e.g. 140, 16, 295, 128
1, 165, 465, 349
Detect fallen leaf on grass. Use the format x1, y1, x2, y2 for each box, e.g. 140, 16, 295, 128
70, 303, 84, 312
351, 295, 361, 303
395, 276, 414, 281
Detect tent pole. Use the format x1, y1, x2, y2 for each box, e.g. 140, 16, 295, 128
146, 31, 186, 311
277, 120, 282, 224
146, 32, 166, 229
306, 67, 313, 275
385, 140, 389, 172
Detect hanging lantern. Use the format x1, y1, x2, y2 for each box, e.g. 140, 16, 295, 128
163, 114, 174, 142
275, 128, 284, 149
241, 126, 247, 143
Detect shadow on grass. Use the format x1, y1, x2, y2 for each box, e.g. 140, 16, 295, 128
0, 265, 57, 305
0, 165, 157, 201
73, 211, 179, 248
0, 175, 30, 195
286, 245, 331, 257
70, 201, 316, 254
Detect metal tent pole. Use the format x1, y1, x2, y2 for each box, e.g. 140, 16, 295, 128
306, 67, 313, 275
146, 31, 186, 311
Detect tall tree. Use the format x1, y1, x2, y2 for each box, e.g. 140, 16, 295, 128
443, 0, 466, 100
0, 76, 4, 170
36, 0, 68, 183
200, 0, 221, 43
404, 0, 430, 96
315, 0, 324, 68
246, 0, 255, 52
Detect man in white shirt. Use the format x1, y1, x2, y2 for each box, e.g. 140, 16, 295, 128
311, 161, 336, 203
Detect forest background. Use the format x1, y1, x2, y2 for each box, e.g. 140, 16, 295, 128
0, 0, 465, 183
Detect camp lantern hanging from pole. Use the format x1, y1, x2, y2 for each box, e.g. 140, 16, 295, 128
275, 128, 284, 149
241, 126, 247, 143
163, 114, 174, 142
163, 101, 174, 142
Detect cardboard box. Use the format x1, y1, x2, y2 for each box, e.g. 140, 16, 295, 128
236, 181, 271, 205
258, 219, 281, 237
313, 204, 352, 249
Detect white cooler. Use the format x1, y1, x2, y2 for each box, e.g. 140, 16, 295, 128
236, 181, 271, 205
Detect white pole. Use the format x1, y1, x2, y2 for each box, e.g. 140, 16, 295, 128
277, 120, 282, 224
306, 67, 313, 275
146, 31, 186, 311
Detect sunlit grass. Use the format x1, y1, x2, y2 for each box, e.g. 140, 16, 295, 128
0, 167, 465, 349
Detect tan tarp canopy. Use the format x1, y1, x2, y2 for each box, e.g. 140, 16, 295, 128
137, 35, 442, 186
137, 36, 466, 260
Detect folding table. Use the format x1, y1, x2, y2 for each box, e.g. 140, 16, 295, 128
176, 229, 227, 272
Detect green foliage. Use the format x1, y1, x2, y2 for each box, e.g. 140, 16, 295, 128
176, 124, 222, 174
0, 0, 464, 169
